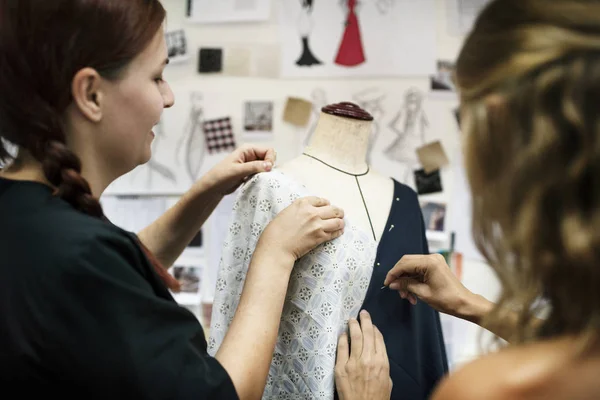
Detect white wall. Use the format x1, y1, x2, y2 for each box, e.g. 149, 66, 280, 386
126, 0, 502, 367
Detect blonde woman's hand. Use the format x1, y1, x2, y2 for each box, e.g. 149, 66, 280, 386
335, 310, 392, 400
383, 254, 479, 320
256, 196, 345, 265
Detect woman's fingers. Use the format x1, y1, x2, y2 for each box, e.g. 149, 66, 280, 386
390, 278, 427, 302
318, 205, 345, 220
384, 255, 426, 286
359, 310, 375, 358
302, 196, 330, 208
321, 217, 345, 233
348, 318, 363, 361
238, 144, 276, 165
336, 333, 350, 367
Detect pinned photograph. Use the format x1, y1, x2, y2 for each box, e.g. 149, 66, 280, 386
173, 266, 202, 294
243, 101, 274, 140
421, 202, 447, 232
165, 29, 189, 64
430, 60, 456, 92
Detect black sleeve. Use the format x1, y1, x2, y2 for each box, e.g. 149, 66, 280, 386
44, 234, 239, 400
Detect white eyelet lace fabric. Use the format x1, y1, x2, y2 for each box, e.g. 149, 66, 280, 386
208, 170, 377, 399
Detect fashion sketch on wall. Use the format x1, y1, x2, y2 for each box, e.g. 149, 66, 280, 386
296, 0, 322, 66
176, 92, 206, 184
303, 88, 329, 147
384, 88, 428, 163
383, 88, 429, 183
375, 0, 395, 14
334, 0, 366, 67
352, 87, 386, 164
279, 0, 436, 77
127, 118, 176, 190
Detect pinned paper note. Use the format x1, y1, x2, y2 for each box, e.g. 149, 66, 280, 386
253, 44, 281, 78
223, 46, 251, 76
282, 97, 312, 127
221, 44, 280, 78
416, 140, 450, 174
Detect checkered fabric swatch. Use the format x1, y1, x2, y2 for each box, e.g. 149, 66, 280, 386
203, 117, 237, 154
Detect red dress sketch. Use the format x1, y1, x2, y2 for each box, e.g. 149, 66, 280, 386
334, 0, 366, 67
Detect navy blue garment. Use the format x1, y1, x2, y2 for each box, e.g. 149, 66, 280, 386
337, 179, 449, 399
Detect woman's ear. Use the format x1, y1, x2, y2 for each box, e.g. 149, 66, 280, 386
71, 67, 103, 123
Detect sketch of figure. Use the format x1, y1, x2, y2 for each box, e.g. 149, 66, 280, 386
334, 0, 366, 67
295, 0, 322, 67
176, 92, 205, 183
128, 119, 177, 189
385, 88, 428, 164
375, 0, 395, 14
352, 87, 387, 163
303, 88, 328, 147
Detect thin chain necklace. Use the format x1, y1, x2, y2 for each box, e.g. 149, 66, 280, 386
302, 152, 376, 241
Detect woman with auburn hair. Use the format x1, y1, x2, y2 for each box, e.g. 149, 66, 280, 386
385, 0, 600, 398
0, 1, 391, 399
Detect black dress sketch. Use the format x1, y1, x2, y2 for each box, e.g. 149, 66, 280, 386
352, 87, 387, 164
303, 88, 328, 147
296, 0, 322, 66
176, 92, 205, 183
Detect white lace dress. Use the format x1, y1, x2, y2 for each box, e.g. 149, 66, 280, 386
208, 170, 377, 399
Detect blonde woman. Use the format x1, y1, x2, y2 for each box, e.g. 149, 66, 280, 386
385, 0, 600, 399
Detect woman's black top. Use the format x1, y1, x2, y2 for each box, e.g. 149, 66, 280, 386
0, 177, 239, 399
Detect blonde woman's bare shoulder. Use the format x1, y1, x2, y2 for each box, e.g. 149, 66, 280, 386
431, 338, 600, 400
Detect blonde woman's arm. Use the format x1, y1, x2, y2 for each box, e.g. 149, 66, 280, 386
383, 254, 544, 343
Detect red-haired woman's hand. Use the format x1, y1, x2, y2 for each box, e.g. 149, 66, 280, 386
201, 144, 276, 195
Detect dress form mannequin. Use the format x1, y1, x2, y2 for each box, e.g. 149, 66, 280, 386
277, 102, 394, 241
210, 103, 448, 399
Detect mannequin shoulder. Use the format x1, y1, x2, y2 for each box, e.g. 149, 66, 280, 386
365, 169, 392, 186
432, 339, 584, 400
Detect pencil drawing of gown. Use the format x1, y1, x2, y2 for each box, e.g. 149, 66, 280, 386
296, 0, 322, 66
335, 0, 366, 67
385, 88, 428, 164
